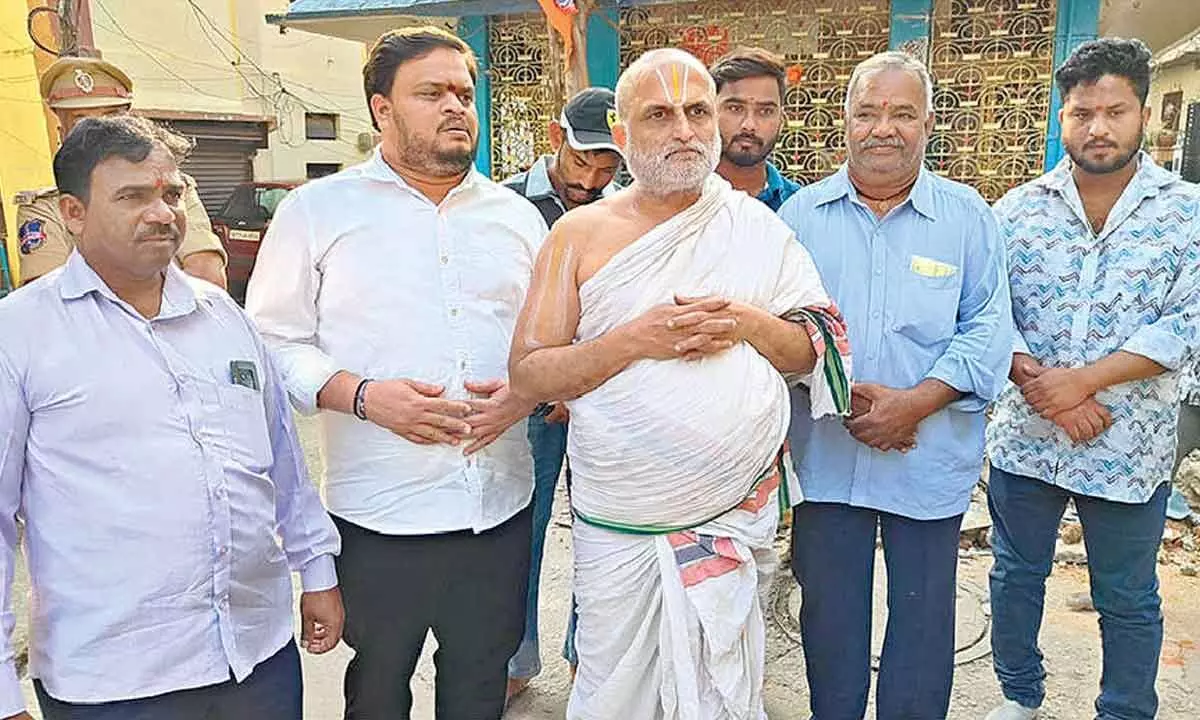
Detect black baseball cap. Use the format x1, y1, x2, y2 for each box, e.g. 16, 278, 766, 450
559, 87, 620, 154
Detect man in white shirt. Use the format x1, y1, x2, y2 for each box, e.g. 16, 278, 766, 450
246, 26, 546, 720
0, 115, 342, 720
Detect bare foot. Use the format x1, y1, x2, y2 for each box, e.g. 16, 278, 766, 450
505, 677, 531, 705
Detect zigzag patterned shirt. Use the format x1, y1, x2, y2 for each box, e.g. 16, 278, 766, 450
987, 154, 1200, 503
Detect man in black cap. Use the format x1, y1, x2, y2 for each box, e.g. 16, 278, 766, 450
501, 86, 622, 700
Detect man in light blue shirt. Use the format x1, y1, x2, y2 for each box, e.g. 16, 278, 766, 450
778, 51, 1012, 719
985, 39, 1200, 720
0, 115, 342, 720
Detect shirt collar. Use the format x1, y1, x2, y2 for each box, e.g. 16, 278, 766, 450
1035, 150, 1176, 196
58, 250, 200, 320
813, 164, 938, 221
523, 154, 618, 203
523, 156, 558, 201
758, 162, 795, 202
363, 146, 481, 202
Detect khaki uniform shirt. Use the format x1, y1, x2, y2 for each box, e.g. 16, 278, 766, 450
14, 174, 227, 283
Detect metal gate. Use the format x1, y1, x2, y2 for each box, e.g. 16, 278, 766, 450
929, 0, 1058, 201
1182, 101, 1200, 184
619, 0, 892, 186
489, 14, 562, 180
485, 0, 1060, 196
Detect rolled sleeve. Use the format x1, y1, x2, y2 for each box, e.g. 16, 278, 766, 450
1121, 325, 1191, 371
1120, 224, 1200, 372
246, 191, 340, 414
1013, 329, 1032, 356
925, 201, 1014, 413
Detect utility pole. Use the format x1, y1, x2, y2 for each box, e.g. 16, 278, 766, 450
54, 0, 97, 57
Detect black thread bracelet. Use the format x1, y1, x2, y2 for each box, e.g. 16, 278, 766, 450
353, 378, 372, 421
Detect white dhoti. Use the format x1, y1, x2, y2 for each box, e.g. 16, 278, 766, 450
566, 177, 851, 719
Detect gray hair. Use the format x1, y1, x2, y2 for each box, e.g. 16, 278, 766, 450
843, 51, 935, 116
615, 48, 715, 122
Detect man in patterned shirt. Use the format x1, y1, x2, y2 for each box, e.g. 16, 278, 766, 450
985, 39, 1200, 720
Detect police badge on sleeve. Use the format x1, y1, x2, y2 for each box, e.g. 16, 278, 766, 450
18, 218, 46, 255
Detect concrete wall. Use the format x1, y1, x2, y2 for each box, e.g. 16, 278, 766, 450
92, 0, 372, 181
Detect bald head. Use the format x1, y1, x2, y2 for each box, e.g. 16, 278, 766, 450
610, 49, 721, 197
615, 48, 715, 122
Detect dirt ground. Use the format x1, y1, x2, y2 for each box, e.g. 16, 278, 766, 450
12, 417, 1199, 719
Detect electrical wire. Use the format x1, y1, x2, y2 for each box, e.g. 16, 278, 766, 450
93, 0, 243, 102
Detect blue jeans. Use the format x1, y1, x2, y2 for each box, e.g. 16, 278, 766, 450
791, 502, 962, 719
988, 467, 1168, 719
35, 640, 301, 720
509, 408, 572, 679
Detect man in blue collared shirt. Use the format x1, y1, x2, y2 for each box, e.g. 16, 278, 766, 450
500, 87, 621, 698
778, 52, 1013, 719
985, 40, 1200, 720
710, 48, 802, 211
0, 115, 342, 720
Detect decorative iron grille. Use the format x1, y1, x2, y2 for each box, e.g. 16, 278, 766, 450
1182, 101, 1200, 184
618, 0, 892, 185
488, 14, 563, 180
928, 0, 1058, 201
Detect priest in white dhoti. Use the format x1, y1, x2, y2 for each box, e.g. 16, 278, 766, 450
507, 48, 852, 720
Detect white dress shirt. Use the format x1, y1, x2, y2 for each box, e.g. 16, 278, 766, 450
0, 254, 340, 714
246, 149, 547, 535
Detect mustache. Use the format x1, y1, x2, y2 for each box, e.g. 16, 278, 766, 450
1084, 141, 1118, 149
663, 140, 711, 158
137, 226, 180, 242
732, 133, 763, 145
565, 183, 602, 196
861, 137, 905, 149
438, 118, 471, 134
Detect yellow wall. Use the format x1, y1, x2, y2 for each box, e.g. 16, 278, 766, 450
92, 0, 371, 181
0, 1, 56, 285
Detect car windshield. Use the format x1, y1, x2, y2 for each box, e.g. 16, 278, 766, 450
218, 185, 292, 229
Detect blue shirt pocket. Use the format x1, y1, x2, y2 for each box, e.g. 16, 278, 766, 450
894, 269, 961, 346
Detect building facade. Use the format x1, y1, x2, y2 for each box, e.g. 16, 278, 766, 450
1148, 27, 1200, 179
0, 0, 373, 284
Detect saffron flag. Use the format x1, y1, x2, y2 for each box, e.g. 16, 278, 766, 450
537, 0, 578, 63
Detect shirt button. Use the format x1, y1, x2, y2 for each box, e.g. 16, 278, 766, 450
440, 255, 449, 265
450, 308, 459, 317
218, 546, 228, 556
872, 311, 881, 319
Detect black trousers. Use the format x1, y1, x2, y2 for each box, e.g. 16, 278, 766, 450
35, 640, 301, 720
334, 506, 532, 720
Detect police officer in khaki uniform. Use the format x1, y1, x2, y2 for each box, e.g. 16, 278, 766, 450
14, 56, 228, 288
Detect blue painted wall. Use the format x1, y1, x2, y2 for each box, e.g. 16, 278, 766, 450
587, 8, 621, 90
1045, 0, 1101, 169
889, 0, 932, 53
457, 15, 493, 177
